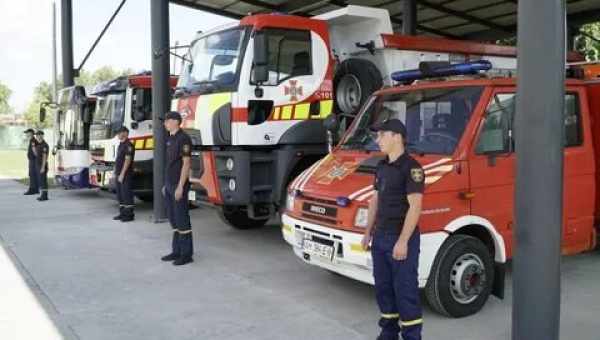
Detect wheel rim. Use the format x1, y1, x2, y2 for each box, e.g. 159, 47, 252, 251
449, 253, 486, 304
336, 74, 362, 114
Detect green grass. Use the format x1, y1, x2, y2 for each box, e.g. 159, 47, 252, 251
0, 149, 56, 186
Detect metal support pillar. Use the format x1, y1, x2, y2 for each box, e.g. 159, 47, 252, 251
512, 1, 565, 340
150, 0, 170, 222
61, 0, 74, 87
402, 0, 417, 35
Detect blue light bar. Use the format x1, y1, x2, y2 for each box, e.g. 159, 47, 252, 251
336, 196, 351, 207
391, 60, 493, 83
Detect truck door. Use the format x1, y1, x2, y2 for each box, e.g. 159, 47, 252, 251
469, 88, 595, 258
468, 89, 516, 257
236, 27, 329, 145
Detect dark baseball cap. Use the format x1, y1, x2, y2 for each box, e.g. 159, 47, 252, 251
370, 118, 407, 138
164, 111, 182, 122
116, 126, 129, 133
34, 130, 45, 136
24, 128, 35, 134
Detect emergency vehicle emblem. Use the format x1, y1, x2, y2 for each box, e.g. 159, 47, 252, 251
411, 168, 424, 183
183, 144, 190, 153
284, 80, 303, 102
316, 161, 358, 184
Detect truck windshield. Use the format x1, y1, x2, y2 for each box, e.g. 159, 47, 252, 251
340, 86, 484, 155
177, 27, 248, 93
91, 92, 125, 140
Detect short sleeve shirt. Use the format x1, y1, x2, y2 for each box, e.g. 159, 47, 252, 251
374, 153, 424, 232
165, 130, 192, 187
115, 140, 135, 174
34, 141, 49, 168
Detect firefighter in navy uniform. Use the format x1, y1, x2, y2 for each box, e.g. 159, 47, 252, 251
161, 111, 194, 266
34, 130, 50, 202
23, 128, 39, 195
361, 119, 424, 340
113, 126, 135, 222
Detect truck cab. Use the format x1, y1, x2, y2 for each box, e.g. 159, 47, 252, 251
281, 62, 600, 318
88, 73, 178, 201
50, 85, 96, 189
173, 5, 518, 229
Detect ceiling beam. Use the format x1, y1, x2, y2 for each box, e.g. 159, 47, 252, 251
416, 0, 514, 34
170, 0, 243, 19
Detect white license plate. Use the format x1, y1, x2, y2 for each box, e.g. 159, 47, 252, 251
188, 190, 196, 201
302, 239, 334, 261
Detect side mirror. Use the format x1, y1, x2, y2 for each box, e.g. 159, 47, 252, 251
252, 31, 269, 84
39, 104, 46, 123
134, 89, 145, 109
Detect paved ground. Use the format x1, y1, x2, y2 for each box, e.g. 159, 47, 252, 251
0, 178, 599, 340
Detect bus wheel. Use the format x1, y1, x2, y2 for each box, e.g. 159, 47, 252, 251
218, 206, 268, 230
425, 235, 494, 318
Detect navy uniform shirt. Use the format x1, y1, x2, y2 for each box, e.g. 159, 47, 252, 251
165, 129, 192, 187
34, 141, 50, 169
374, 153, 425, 233
115, 140, 135, 175
27, 138, 38, 160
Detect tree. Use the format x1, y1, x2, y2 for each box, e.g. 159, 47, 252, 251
575, 23, 600, 61
0, 81, 13, 115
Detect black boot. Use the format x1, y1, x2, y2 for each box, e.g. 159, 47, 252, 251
24, 189, 37, 195
113, 207, 124, 220
161, 231, 180, 261
161, 253, 179, 261
120, 207, 135, 222
173, 257, 193, 266
37, 191, 48, 201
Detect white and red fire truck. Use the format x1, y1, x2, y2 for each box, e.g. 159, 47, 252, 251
173, 5, 523, 229
89, 73, 178, 201
281, 60, 599, 318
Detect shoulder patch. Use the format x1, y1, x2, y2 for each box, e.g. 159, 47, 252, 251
128, 145, 133, 152
183, 144, 190, 153
410, 168, 424, 183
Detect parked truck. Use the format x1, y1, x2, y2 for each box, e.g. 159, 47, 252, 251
41, 85, 96, 189
173, 5, 520, 229
88, 73, 178, 201
281, 61, 600, 318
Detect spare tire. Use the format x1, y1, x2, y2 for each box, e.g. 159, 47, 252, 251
333, 58, 383, 118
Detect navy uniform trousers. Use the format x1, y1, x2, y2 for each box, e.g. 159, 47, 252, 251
27, 159, 40, 193
116, 174, 134, 218
36, 162, 48, 198
371, 229, 422, 340
164, 183, 193, 258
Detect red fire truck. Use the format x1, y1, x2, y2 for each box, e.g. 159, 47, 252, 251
173, 5, 519, 228
281, 61, 600, 317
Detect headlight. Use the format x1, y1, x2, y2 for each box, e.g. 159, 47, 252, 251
228, 178, 236, 191
286, 193, 295, 211
354, 207, 369, 228
226, 158, 234, 171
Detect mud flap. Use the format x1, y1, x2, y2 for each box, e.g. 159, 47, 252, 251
492, 262, 505, 299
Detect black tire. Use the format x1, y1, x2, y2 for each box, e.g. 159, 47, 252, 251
333, 58, 383, 122
135, 193, 153, 202
218, 206, 268, 230
425, 235, 494, 318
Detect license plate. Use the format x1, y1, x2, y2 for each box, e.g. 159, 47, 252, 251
188, 190, 196, 201
302, 239, 334, 261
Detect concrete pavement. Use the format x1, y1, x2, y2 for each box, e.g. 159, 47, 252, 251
0, 179, 599, 340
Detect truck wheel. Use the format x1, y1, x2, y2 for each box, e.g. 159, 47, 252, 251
333, 58, 383, 117
135, 193, 153, 202
218, 206, 268, 230
425, 235, 494, 318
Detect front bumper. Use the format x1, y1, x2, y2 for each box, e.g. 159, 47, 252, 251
89, 160, 153, 194
55, 167, 90, 189
281, 213, 448, 287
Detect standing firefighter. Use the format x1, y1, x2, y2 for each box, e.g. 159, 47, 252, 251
113, 126, 135, 222
161, 111, 194, 266
34, 130, 50, 202
361, 119, 424, 340
23, 128, 39, 195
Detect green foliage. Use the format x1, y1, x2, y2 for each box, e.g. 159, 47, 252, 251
0, 81, 13, 115
575, 23, 600, 61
